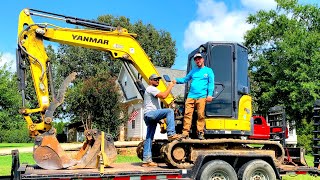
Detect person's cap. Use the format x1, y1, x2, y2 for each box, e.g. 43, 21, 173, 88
149, 74, 162, 80
193, 53, 202, 60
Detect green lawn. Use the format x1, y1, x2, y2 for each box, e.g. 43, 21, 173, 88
0, 143, 33, 149
0, 153, 35, 176
305, 154, 314, 167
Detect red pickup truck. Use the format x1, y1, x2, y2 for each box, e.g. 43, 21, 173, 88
249, 116, 288, 140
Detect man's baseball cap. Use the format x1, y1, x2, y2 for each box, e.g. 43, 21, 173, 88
193, 53, 202, 60
149, 74, 162, 80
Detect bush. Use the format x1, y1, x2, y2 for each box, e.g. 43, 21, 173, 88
0, 122, 33, 143
0, 125, 32, 143
297, 119, 314, 154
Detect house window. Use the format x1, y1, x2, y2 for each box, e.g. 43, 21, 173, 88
132, 119, 135, 129
124, 76, 127, 86
77, 131, 84, 142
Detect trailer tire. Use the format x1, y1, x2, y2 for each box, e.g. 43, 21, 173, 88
238, 159, 276, 180
197, 160, 237, 180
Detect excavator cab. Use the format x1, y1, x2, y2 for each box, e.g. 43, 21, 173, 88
137, 42, 287, 169
182, 42, 252, 138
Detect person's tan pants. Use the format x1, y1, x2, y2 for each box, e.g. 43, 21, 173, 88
182, 98, 206, 136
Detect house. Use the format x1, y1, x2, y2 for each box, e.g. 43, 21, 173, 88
286, 121, 298, 147
117, 64, 186, 141
65, 121, 85, 142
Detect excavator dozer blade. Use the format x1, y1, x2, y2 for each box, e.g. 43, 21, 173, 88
71, 129, 117, 169
33, 130, 76, 170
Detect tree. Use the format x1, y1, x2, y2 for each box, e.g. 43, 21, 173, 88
0, 54, 30, 142
244, 0, 320, 125
65, 73, 126, 138
0, 56, 21, 130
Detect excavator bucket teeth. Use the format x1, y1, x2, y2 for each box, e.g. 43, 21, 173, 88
33, 131, 76, 170
71, 130, 117, 169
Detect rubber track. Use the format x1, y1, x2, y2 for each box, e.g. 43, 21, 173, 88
161, 138, 285, 169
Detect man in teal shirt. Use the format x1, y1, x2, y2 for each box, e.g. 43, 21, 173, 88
174, 53, 214, 140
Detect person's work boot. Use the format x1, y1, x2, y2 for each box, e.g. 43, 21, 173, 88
160, 123, 167, 134
168, 134, 183, 141
141, 161, 158, 167
159, 119, 167, 134
181, 131, 189, 139
198, 132, 205, 140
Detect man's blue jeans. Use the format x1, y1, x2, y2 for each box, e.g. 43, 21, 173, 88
143, 108, 175, 162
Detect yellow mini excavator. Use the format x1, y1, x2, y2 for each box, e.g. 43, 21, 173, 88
17, 8, 306, 173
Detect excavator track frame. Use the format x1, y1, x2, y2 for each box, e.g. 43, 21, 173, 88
137, 138, 285, 169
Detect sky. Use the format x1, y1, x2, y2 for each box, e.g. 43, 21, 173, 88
0, 0, 318, 71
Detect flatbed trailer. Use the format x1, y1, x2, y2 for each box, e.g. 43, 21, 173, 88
10, 149, 320, 180
15, 163, 187, 180
10, 150, 188, 180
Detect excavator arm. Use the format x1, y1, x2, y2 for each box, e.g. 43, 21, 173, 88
17, 8, 174, 135
17, 8, 174, 170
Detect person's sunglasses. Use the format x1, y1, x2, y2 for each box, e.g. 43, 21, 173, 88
152, 79, 160, 82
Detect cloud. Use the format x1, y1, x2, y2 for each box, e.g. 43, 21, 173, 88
0, 52, 16, 72
183, 0, 277, 50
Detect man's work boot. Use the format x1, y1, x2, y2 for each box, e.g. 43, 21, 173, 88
181, 131, 189, 139
142, 161, 158, 167
159, 119, 167, 134
198, 132, 205, 140
168, 134, 183, 141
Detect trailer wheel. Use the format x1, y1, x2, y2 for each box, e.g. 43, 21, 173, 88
197, 160, 237, 180
238, 159, 276, 180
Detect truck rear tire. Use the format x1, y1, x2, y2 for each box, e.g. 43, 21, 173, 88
197, 160, 237, 180
238, 159, 276, 180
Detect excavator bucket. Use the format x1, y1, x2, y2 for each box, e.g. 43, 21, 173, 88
33, 129, 117, 170
33, 129, 76, 170
284, 147, 308, 166
71, 129, 117, 169
32, 72, 117, 170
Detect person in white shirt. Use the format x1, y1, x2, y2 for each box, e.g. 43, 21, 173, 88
142, 74, 181, 167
